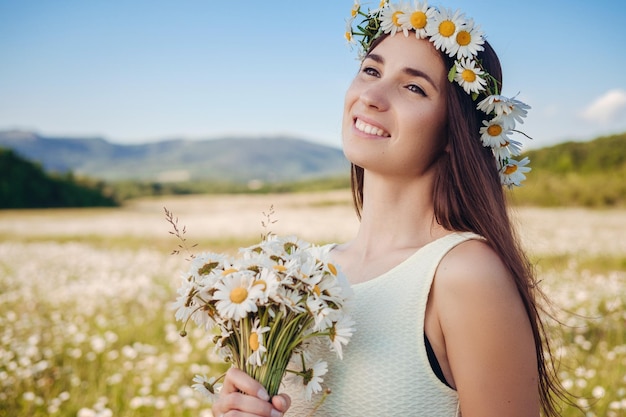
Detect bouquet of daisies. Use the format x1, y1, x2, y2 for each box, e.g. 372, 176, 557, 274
169, 213, 354, 401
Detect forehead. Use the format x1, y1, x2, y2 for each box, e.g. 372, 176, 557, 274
367, 34, 447, 84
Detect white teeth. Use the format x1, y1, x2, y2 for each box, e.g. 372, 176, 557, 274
355, 119, 389, 137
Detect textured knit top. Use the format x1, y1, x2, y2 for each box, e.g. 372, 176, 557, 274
283, 232, 482, 416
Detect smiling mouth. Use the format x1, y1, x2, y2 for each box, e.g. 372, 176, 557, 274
355, 118, 390, 137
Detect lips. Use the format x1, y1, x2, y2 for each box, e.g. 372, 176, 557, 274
354, 118, 390, 137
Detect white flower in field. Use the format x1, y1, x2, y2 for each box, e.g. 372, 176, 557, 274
191, 374, 222, 401
592, 385, 606, 399
77, 408, 97, 417
213, 271, 262, 321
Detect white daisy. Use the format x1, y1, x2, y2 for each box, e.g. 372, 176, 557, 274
397, 1, 434, 39
302, 360, 328, 401
191, 374, 222, 401
172, 275, 198, 323
499, 157, 531, 187
479, 116, 511, 147
247, 318, 271, 366
477, 94, 530, 122
329, 315, 356, 360
454, 58, 487, 94
427, 7, 466, 55
380, 1, 411, 36
503, 98, 531, 125
492, 138, 523, 162
213, 272, 261, 321
345, 19, 355, 44
448, 18, 484, 59
252, 267, 281, 304
190, 252, 227, 279
350, 0, 361, 19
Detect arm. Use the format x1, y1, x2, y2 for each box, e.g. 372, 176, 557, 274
434, 240, 540, 417
211, 368, 291, 417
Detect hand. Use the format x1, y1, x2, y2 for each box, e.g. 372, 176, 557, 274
212, 368, 291, 417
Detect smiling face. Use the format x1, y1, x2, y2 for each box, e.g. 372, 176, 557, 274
342, 34, 449, 179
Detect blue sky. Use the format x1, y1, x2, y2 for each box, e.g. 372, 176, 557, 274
1, 0, 625, 150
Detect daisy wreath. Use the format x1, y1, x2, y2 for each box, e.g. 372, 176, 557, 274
345, 0, 532, 187
167, 208, 354, 403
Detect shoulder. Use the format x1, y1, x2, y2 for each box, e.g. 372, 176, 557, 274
435, 237, 518, 300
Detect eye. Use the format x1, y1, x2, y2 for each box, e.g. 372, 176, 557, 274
361, 66, 380, 77
406, 84, 426, 96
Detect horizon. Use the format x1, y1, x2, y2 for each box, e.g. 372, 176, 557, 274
1, 1, 625, 150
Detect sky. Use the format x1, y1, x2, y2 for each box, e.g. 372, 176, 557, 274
1, 0, 625, 150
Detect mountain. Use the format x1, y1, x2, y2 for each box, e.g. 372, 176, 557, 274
0, 131, 349, 183
0, 148, 117, 208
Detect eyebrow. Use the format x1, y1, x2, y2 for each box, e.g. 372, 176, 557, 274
365, 52, 439, 92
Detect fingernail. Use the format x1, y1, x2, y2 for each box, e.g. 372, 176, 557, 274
271, 409, 283, 417
257, 388, 270, 402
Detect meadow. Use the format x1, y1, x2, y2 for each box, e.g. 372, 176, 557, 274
0, 190, 625, 416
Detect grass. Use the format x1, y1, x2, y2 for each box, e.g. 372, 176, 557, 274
0, 195, 624, 416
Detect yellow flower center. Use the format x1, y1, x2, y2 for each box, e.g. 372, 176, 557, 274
392, 11, 403, 27
273, 264, 287, 272
487, 124, 503, 137
439, 20, 456, 37
345, 31, 352, 42
328, 263, 337, 276
351, 5, 358, 17
456, 30, 471, 46
379, 0, 386, 8
504, 164, 518, 175
461, 69, 476, 83
313, 284, 321, 296
410, 11, 427, 29
253, 280, 267, 291
249, 332, 260, 351
229, 287, 248, 303
222, 268, 237, 276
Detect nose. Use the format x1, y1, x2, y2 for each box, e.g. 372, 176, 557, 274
359, 81, 389, 111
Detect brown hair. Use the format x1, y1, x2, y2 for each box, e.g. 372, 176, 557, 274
349, 36, 572, 417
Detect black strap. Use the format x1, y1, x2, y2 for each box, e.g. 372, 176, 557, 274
424, 333, 452, 388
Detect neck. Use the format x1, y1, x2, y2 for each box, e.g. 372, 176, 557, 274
352, 171, 447, 255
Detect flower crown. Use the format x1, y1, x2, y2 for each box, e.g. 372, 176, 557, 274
345, 0, 531, 187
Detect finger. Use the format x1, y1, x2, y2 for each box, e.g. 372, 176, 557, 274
220, 392, 280, 416
221, 368, 270, 401
272, 394, 291, 412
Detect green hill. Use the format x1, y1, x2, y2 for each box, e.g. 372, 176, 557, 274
0, 148, 118, 209
511, 132, 626, 207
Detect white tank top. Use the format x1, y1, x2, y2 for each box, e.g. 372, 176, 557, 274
283, 232, 481, 416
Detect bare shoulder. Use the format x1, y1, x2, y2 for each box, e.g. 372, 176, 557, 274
434, 238, 519, 300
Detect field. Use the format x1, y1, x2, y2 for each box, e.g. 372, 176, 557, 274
1, 191, 625, 416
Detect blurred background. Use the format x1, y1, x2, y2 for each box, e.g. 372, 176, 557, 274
0, 1, 625, 416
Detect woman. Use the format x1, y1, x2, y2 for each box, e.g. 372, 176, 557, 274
211, 2, 567, 416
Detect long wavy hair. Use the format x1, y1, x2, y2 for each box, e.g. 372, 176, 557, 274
349, 35, 572, 417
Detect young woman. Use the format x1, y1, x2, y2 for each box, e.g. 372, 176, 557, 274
211, 2, 568, 416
